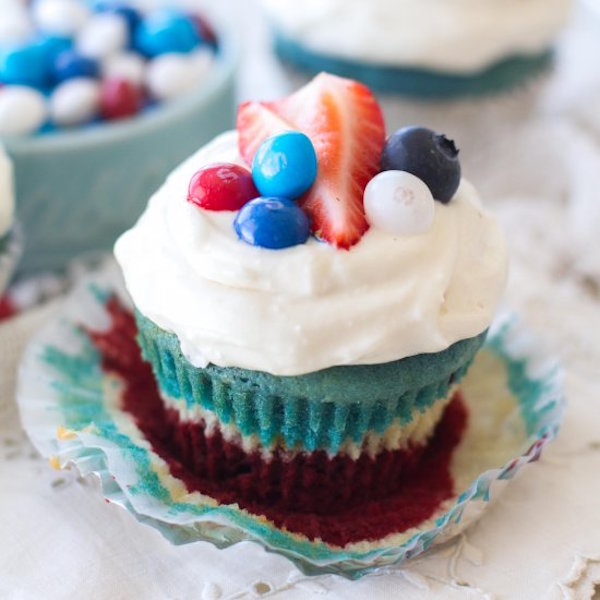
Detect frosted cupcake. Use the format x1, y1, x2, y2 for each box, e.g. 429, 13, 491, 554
0, 146, 19, 294
262, 0, 571, 97
115, 74, 508, 531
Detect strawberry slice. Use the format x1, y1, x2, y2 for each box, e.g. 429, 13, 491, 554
236, 73, 385, 248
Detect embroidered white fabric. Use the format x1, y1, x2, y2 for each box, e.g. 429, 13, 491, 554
1, 0, 600, 597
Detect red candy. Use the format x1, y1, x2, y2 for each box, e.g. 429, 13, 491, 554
100, 78, 143, 121
187, 163, 258, 211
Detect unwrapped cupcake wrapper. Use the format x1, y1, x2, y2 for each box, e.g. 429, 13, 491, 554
135, 310, 485, 454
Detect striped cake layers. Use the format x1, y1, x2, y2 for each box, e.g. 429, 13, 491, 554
136, 310, 485, 454
161, 390, 455, 460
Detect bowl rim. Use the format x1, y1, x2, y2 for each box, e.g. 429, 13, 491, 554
0, 23, 240, 153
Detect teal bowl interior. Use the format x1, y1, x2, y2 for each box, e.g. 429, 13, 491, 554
2, 29, 239, 277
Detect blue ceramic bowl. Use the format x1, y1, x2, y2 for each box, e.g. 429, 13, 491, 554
2, 29, 239, 276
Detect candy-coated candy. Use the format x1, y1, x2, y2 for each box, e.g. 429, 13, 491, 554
234, 197, 310, 250
0, 5, 34, 45
252, 132, 317, 199
95, 2, 141, 33
190, 14, 218, 47
363, 170, 435, 236
50, 77, 100, 126
381, 127, 461, 204
102, 52, 145, 86
53, 49, 99, 82
0, 86, 48, 135
0, 43, 50, 88
99, 77, 142, 120
37, 36, 72, 68
134, 9, 201, 57
32, 0, 91, 37
145, 52, 207, 101
187, 163, 258, 211
77, 13, 129, 60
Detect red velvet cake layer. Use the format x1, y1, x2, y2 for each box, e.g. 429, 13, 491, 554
88, 297, 468, 546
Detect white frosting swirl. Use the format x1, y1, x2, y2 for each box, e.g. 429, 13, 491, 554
262, 0, 571, 72
0, 146, 14, 239
115, 131, 508, 376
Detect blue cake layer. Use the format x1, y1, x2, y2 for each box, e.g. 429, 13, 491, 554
135, 311, 486, 453
274, 32, 553, 98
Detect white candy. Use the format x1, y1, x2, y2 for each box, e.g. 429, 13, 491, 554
0, 86, 48, 135
102, 52, 146, 86
0, 4, 34, 45
145, 51, 214, 101
77, 13, 129, 60
363, 170, 435, 236
32, 0, 91, 37
50, 78, 100, 127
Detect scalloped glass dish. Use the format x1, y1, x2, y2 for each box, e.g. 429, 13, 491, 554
16, 265, 564, 579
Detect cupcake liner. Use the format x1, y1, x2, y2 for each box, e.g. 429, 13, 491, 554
273, 30, 554, 97
135, 309, 484, 454
0, 223, 23, 295
16, 265, 565, 578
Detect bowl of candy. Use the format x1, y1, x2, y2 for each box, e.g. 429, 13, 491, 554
0, 1, 239, 275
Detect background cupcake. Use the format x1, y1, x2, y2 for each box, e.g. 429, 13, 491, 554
115, 74, 508, 543
0, 1, 238, 276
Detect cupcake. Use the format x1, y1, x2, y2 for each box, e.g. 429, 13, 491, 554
261, 0, 571, 97
115, 73, 508, 540
0, 2, 237, 275
0, 145, 19, 294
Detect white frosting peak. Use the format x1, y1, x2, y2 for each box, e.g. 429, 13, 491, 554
262, 0, 571, 72
115, 131, 508, 376
0, 146, 14, 239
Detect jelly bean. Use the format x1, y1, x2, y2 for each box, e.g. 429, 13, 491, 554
99, 77, 143, 120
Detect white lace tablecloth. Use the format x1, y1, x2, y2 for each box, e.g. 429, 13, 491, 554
2, 1, 600, 598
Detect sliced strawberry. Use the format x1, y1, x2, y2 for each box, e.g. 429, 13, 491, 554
236, 73, 385, 248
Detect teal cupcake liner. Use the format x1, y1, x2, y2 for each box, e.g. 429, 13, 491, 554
273, 31, 553, 98
16, 267, 565, 578
135, 310, 486, 454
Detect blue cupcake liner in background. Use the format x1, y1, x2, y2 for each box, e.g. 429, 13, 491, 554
16, 266, 565, 579
273, 31, 554, 98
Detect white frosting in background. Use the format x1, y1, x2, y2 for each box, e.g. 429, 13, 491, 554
261, 0, 571, 72
0, 146, 14, 238
115, 131, 508, 376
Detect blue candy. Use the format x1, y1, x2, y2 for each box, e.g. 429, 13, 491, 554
52, 50, 100, 82
37, 36, 72, 68
234, 197, 310, 250
0, 43, 51, 88
95, 2, 141, 33
134, 9, 201, 57
252, 132, 317, 199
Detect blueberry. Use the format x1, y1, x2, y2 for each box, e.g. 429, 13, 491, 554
380, 126, 461, 203
234, 197, 310, 250
134, 9, 201, 57
52, 50, 100, 83
252, 132, 317, 200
